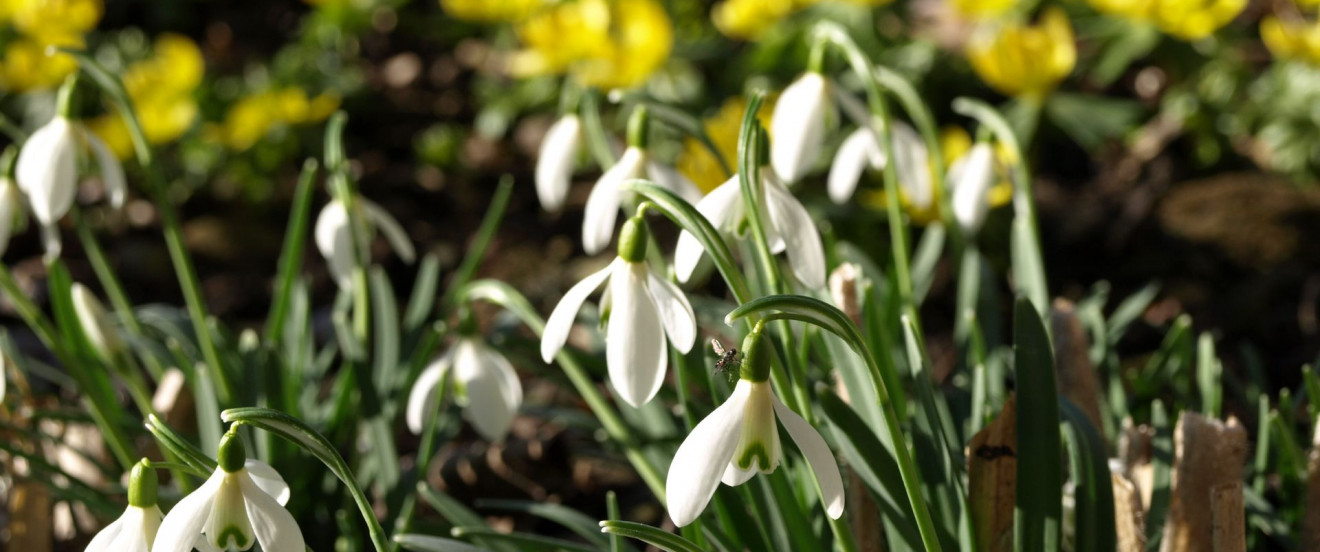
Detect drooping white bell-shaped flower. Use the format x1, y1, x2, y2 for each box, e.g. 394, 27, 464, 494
544, 216, 696, 407
536, 114, 583, 212
407, 336, 523, 441
950, 143, 997, 235
770, 72, 835, 184
153, 432, 301, 552
71, 283, 124, 363
314, 196, 416, 290
673, 169, 826, 290
86, 460, 163, 552
828, 120, 930, 207
581, 106, 702, 255
16, 113, 126, 260
666, 327, 844, 527
0, 176, 24, 257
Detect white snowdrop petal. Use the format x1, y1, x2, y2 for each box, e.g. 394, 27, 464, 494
461, 344, 521, 441
720, 462, 757, 487
406, 351, 452, 435
645, 271, 697, 354
536, 115, 582, 212
203, 474, 253, 550
771, 73, 832, 183
674, 177, 742, 283
243, 460, 291, 507
540, 260, 616, 363
239, 473, 306, 552
645, 160, 703, 205
16, 117, 78, 225
314, 201, 355, 290
666, 380, 753, 527
764, 180, 827, 289
84, 130, 127, 209
85, 508, 130, 552
606, 261, 667, 408
773, 398, 845, 519
152, 469, 223, 552
951, 143, 997, 234
828, 128, 879, 204
582, 148, 644, 255
0, 180, 20, 257
361, 198, 415, 264
892, 123, 933, 211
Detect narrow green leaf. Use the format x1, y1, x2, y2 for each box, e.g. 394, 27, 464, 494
440, 176, 514, 309
145, 414, 217, 472
600, 521, 706, 552
416, 485, 517, 552
1059, 400, 1116, 552
1197, 332, 1222, 417
1012, 297, 1062, 552
1106, 282, 1160, 343
910, 225, 944, 305
450, 526, 594, 552
1144, 400, 1172, 551
265, 158, 319, 344
1303, 366, 1320, 423
404, 254, 442, 331
371, 267, 401, 393
394, 534, 491, 552
478, 500, 609, 547
606, 491, 625, 552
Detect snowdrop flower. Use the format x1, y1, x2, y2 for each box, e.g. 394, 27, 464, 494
770, 72, 835, 183
71, 283, 124, 363
536, 114, 582, 212
315, 195, 416, 290
153, 430, 301, 552
543, 215, 696, 407
828, 120, 931, 209
950, 143, 997, 235
407, 335, 523, 441
673, 167, 826, 290
16, 82, 126, 260
0, 174, 23, 257
582, 106, 702, 255
666, 325, 843, 527
86, 460, 162, 552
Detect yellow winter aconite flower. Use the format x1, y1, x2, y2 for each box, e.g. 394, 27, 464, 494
511, 0, 671, 90
1262, 15, 1320, 65
678, 96, 774, 193
713, 0, 892, 40
947, 0, 1018, 21
966, 7, 1075, 100
441, 0, 544, 22
89, 34, 205, 158
1087, 0, 1245, 40
208, 88, 341, 151
0, 0, 102, 92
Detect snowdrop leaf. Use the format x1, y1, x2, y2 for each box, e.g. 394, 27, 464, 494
395, 534, 492, 552
599, 521, 706, 552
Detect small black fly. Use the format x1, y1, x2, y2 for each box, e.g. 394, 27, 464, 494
711, 339, 741, 383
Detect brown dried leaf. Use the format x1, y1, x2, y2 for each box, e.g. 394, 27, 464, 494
968, 395, 1016, 552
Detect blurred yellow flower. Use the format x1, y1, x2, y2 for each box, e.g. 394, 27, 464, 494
966, 7, 1075, 100
208, 88, 341, 151
1262, 15, 1320, 65
713, 0, 892, 40
947, 0, 1017, 21
511, 0, 671, 90
1087, 0, 1245, 40
90, 34, 205, 158
441, 0, 544, 22
678, 96, 775, 193
858, 126, 1013, 224
0, 0, 102, 92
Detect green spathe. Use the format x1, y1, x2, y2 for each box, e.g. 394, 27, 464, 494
739, 324, 771, 382
127, 459, 157, 508
617, 216, 650, 263
218, 428, 247, 473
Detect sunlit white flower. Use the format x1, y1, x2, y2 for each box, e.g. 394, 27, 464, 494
153, 433, 300, 552
828, 121, 930, 207
16, 116, 126, 260
536, 114, 582, 212
582, 146, 702, 255
0, 176, 23, 257
315, 196, 416, 290
673, 170, 826, 289
771, 72, 835, 184
407, 337, 523, 441
544, 217, 696, 407
950, 143, 997, 235
87, 461, 162, 552
71, 283, 124, 362
666, 330, 843, 527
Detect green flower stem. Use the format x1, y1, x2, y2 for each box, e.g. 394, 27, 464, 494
264, 159, 320, 344
727, 295, 943, 552
617, 95, 732, 177
221, 409, 390, 552
71, 209, 162, 378
439, 175, 514, 310
580, 88, 618, 170
454, 280, 667, 500
144, 461, 211, 479
951, 98, 1049, 314
66, 49, 235, 404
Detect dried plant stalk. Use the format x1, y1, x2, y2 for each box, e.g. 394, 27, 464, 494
1210, 482, 1244, 552
1159, 413, 1247, 552
968, 396, 1016, 552
1049, 299, 1104, 429
1112, 467, 1146, 552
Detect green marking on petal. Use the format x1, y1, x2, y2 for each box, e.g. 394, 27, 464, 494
215, 525, 251, 549
737, 442, 773, 471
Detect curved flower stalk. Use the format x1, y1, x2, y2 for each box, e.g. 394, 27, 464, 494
0, 172, 24, 257
770, 72, 835, 183
16, 80, 126, 260
314, 196, 416, 290
407, 335, 523, 441
535, 114, 583, 212
950, 142, 997, 235
674, 167, 826, 290
87, 460, 163, 552
153, 430, 301, 552
666, 324, 843, 527
828, 120, 931, 211
583, 106, 702, 254
544, 215, 696, 407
